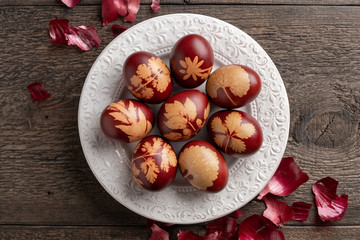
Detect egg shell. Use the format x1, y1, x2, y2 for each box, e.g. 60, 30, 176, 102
206, 65, 261, 108
100, 99, 154, 143
157, 90, 210, 142
131, 135, 178, 191
123, 51, 173, 104
207, 110, 263, 156
170, 34, 214, 88
178, 140, 228, 192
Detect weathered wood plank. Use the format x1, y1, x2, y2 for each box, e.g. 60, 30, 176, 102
0, 4, 359, 232
0, 225, 359, 239
0, 0, 359, 6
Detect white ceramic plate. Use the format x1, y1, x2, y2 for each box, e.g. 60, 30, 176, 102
78, 13, 290, 224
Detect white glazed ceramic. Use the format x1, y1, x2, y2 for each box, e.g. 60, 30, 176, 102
78, 13, 290, 224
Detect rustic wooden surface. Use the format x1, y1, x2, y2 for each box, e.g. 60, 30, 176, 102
0, 0, 359, 239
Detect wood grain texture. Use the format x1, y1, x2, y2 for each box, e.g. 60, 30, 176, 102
0, 2, 359, 239
0, 0, 360, 6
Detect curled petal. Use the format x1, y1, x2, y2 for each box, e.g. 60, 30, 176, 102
312, 177, 348, 222
206, 217, 238, 240
149, 224, 169, 240
258, 157, 309, 199
238, 214, 284, 240
26, 82, 51, 101
263, 196, 294, 226
102, 0, 128, 26
61, 0, 81, 7
147, 219, 174, 228
254, 225, 285, 240
49, 19, 69, 44
124, 0, 140, 23
177, 230, 220, 240
292, 202, 312, 221
111, 24, 129, 38
151, 0, 161, 11
65, 26, 101, 51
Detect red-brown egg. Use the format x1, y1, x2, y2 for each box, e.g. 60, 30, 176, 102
100, 99, 154, 143
131, 135, 178, 191
157, 90, 210, 142
178, 140, 228, 192
123, 51, 173, 104
170, 34, 214, 88
206, 65, 261, 108
207, 110, 263, 156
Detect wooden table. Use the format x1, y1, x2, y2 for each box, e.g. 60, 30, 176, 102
1, 0, 359, 239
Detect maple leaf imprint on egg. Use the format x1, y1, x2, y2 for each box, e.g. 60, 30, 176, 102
128, 57, 171, 99
179, 56, 213, 81
207, 66, 250, 106
180, 145, 219, 190
211, 112, 255, 153
163, 98, 199, 141
108, 101, 152, 142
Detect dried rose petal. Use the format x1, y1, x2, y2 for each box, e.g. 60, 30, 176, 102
26, 82, 51, 101
147, 219, 174, 228
312, 177, 348, 222
206, 217, 238, 240
238, 214, 284, 240
292, 202, 312, 221
65, 25, 101, 51
228, 209, 243, 218
151, 0, 161, 11
102, 0, 128, 26
258, 157, 309, 199
263, 196, 294, 226
124, 0, 140, 23
61, 0, 81, 7
149, 224, 169, 240
177, 230, 220, 240
49, 19, 69, 44
111, 24, 128, 38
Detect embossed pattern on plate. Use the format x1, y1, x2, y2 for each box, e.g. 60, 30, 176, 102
78, 13, 290, 224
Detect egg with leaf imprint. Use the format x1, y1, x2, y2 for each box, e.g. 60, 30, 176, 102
178, 140, 228, 192
170, 34, 214, 88
206, 65, 261, 108
131, 135, 178, 191
100, 99, 154, 143
157, 90, 210, 142
207, 110, 263, 156
123, 51, 173, 104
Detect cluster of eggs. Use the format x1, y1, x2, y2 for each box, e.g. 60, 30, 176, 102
100, 34, 263, 193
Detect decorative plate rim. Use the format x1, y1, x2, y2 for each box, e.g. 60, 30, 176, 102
78, 13, 290, 224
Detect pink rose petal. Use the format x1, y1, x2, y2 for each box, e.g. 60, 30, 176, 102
49, 19, 69, 44
102, 0, 129, 26
124, 0, 140, 23
238, 214, 284, 240
149, 224, 169, 240
263, 196, 294, 226
206, 217, 238, 240
151, 0, 161, 11
111, 24, 129, 38
26, 82, 51, 101
258, 157, 309, 199
61, 0, 81, 7
312, 177, 348, 222
292, 201, 312, 221
177, 230, 220, 240
65, 25, 101, 51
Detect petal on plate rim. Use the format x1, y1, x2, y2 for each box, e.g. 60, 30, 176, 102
258, 157, 309, 199
262, 196, 295, 226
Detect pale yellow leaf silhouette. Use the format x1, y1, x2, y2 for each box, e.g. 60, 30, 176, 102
140, 157, 160, 184
179, 145, 219, 190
